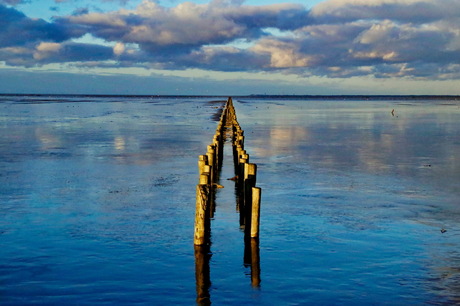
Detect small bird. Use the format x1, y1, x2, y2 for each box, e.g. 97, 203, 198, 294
441, 228, 447, 233
227, 176, 238, 181
391, 109, 395, 116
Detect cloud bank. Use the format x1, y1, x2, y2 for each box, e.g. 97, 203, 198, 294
1, 0, 460, 79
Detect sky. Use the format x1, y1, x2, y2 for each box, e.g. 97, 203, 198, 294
1, 0, 459, 95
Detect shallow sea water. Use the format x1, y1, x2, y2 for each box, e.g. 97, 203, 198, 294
0, 95, 459, 305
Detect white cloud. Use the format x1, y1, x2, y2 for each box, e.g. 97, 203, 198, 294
251, 39, 314, 68
355, 20, 398, 44
33, 42, 62, 60
67, 12, 127, 27
113, 42, 125, 55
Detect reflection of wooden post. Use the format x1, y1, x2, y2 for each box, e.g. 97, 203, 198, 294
194, 245, 211, 304
251, 187, 261, 238
194, 184, 209, 246
250, 238, 261, 288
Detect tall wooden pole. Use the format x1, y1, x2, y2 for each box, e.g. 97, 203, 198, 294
251, 187, 261, 238
194, 184, 209, 246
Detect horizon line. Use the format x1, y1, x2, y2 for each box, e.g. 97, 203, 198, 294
1, 93, 460, 100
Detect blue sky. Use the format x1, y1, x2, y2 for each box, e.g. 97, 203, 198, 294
1, 0, 459, 95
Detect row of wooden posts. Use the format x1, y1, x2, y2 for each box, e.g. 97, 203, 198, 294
194, 97, 262, 246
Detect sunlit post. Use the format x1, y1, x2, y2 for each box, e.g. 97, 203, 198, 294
251, 187, 261, 238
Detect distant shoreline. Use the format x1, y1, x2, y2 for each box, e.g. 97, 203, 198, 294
0, 93, 459, 100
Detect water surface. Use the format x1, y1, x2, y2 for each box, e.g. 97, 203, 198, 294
1, 95, 459, 304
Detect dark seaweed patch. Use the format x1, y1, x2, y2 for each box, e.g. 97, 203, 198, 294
152, 175, 180, 187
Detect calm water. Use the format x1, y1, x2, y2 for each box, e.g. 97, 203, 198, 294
1, 95, 459, 304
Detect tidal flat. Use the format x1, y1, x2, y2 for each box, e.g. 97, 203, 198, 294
1, 95, 459, 304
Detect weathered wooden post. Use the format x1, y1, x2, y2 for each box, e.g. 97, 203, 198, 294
195, 97, 262, 273
199, 165, 211, 185
238, 153, 248, 182
238, 157, 248, 192
237, 135, 244, 148
244, 163, 257, 194
198, 155, 208, 175
213, 133, 223, 171
244, 163, 257, 236
251, 187, 261, 238
233, 145, 243, 172
206, 145, 215, 184
194, 184, 209, 245
212, 134, 220, 173
219, 132, 225, 169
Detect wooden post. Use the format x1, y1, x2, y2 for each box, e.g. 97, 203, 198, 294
199, 165, 211, 185
212, 135, 220, 172
218, 131, 224, 161
206, 145, 215, 183
244, 163, 257, 187
237, 135, 244, 147
241, 153, 249, 163
238, 158, 248, 191
194, 184, 209, 245
251, 187, 261, 238
244, 163, 257, 236
195, 96, 262, 254
213, 133, 223, 171
198, 155, 208, 175
234, 145, 243, 171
